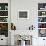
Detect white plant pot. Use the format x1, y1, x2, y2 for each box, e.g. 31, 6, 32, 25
21, 40, 25, 46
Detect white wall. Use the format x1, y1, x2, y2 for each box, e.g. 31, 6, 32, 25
11, 0, 46, 30
11, 0, 46, 46
11, 0, 38, 30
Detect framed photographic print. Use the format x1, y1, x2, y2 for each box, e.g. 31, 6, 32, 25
18, 10, 29, 19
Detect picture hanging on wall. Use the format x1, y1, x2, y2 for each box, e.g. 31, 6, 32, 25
18, 10, 29, 19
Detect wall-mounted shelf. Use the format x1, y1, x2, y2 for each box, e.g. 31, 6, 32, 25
0, 22, 8, 23
38, 3, 46, 37
0, 16, 8, 17
38, 28, 46, 29
38, 22, 46, 23
0, 10, 8, 11
0, 3, 8, 37
38, 10, 46, 11
38, 16, 46, 17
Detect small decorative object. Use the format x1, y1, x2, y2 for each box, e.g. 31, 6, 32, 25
45, 6, 46, 8
0, 23, 8, 30
5, 6, 8, 10
39, 29, 46, 37
39, 24, 46, 28
38, 17, 42, 22
3, 18, 7, 22
42, 12, 45, 15
38, 3, 46, 10
20, 35, 32, 45
11, 23, 16, 30
38, 17, 45, 22
15, 35, 32, 46
29, 25, 35, 30
18, 10, 29, 19
0, 17, 7, 22
0, 6, 1, 10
